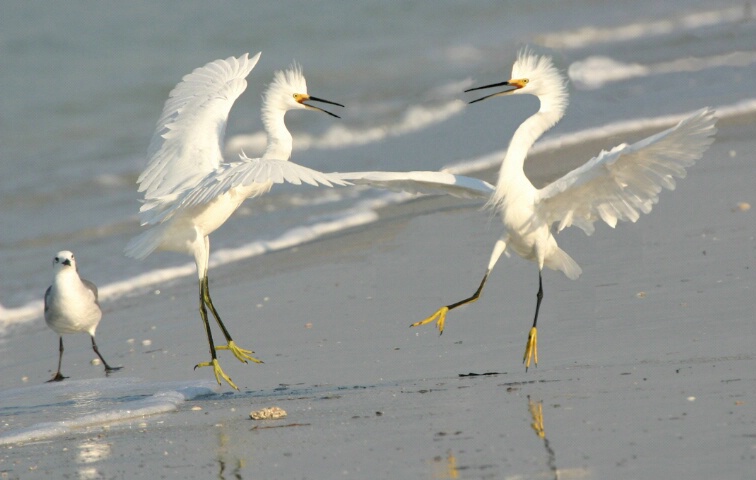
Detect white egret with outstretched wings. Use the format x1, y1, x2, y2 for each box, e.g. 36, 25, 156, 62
338, 49, 717, 370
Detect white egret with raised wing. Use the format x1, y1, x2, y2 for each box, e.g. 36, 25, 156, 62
126, 53, 346, 389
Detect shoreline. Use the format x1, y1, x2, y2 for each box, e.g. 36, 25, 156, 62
1, 109, 753, 479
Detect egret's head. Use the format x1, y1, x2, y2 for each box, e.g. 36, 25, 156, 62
53, 250, 76, 270
465, 49, 568, 112
266, 63, 344, 118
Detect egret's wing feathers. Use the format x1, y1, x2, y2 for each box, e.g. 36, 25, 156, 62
141, 154, 350, 225
536, 108, 716, 235
137, 52, 261, 201
336, 171, 495, 199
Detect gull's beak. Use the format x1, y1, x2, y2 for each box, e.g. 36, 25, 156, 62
465, 78, 528, 104
295, 93, 345, 118
62, 259, 72, 266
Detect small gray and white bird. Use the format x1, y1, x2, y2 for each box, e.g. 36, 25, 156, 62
44, 250, 121, 381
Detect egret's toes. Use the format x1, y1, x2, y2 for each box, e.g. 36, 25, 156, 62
410, 306, 449, 335
523, 327, 538, 371
195, 358, 239, 390
217, 341, 263, 364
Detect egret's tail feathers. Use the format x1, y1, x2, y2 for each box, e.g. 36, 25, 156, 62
124, 226, 165, 260
545, 248, 582, 280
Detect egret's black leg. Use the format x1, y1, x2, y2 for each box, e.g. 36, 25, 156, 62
201, 275, 262, 365
411, 238, 508, 335
523, 271, 543, 370
194, 277, 240, 389
411, 271, 491, 334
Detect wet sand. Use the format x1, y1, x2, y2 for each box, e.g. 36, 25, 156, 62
1, 115, 754, 479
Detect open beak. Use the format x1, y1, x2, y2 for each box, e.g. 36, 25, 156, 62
296, 94, 345, 118
465, 78, 527, 104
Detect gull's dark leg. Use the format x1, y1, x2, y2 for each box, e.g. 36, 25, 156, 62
523, 271, 543, 370
90, 336, 121, 373
47, 336, 67, 382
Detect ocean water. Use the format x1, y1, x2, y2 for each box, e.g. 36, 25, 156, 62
1, 1, 754, 443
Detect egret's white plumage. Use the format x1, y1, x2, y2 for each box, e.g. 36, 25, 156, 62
125, 53, 346, 389
44, 250, 120, 381
337, 170, 495, 199
342, 49, 717, 369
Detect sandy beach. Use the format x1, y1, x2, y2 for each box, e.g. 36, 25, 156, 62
1, 111, 753, 479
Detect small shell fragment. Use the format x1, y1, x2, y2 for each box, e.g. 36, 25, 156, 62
250, 406, 287, 420
732, 202, 750, 212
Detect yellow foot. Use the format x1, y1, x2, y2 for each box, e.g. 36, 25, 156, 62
527, 397, 545, 439
195, 358, 239, 390
410, 306, 449, 334
523, 327, 538, 371
216, 340, 263, 364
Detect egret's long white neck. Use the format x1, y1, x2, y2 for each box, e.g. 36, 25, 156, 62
493, 86, 567, 205
502, 106, 563, 175
261, 102, 293, 161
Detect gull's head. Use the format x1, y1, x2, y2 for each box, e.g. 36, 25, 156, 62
466, 48, 568, 112
264, 63, 344, 118
53, 250, 76, 271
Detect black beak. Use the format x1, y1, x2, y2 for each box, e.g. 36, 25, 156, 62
304, 96, 345, 118
465, 81, 519, 104
62, 259, 72, 266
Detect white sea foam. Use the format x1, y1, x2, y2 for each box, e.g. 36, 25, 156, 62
0, 203, 381, 330
225, 99, 466, 155
443, 98, 756, 175
2, 98, 754, 331
536, 5, 750, 50
570, 51, 756, 90
0, 378, 216, 445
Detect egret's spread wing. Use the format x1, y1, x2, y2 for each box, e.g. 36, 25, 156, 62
336, 171, 495, 199
141, 153, 350, 225
536, 108, 716, 235
137, 52, 261, 201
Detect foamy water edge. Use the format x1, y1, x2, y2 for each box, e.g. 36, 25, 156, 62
3, 98, 754, 331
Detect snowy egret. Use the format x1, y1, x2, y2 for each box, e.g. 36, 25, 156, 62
361, 49, 716, 369
125, 53, 347, 389
44, 251, 121, 382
